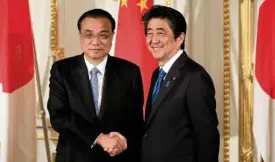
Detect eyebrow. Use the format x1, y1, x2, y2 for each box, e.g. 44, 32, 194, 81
82, 29, 110, 33
147, 28, 166, 31
97, 30, 109, 33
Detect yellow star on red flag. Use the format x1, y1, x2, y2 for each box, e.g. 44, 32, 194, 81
121, 0, 128, 8
137, 0, 148, 12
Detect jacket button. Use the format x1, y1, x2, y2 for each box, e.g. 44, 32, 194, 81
144, 134, 148, 138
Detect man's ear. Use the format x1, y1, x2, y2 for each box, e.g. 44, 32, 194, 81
110, 31, 115, 40
78, 31, 82, 39
176, 32, 185, 45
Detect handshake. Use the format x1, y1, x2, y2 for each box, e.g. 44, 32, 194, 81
96, 132, 127, 157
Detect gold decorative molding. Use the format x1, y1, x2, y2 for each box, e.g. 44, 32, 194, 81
223, 0, 230, 162
37, 135, 58, 141
36, 126, 55, 130
239, 0, 254, 161
36, 127, 59, 141
36, 119, 58, 140
52, 153, 56, 162
50, 0, 64, 62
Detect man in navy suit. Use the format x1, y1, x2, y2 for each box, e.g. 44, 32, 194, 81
48, 9, 144, 162
142, 5, 220, 162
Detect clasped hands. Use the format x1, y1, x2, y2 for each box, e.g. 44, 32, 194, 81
96, 132, 127, 157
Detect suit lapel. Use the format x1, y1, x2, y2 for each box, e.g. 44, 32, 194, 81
146, 52, 189, 127
145, 69, 158, 121
72, 54, 98, 119
97, 56, 118, 119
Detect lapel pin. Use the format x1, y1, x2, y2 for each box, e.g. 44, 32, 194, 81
165, 81, 171, 87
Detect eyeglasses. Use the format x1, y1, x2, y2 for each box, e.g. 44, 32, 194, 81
80, 32, 111, 41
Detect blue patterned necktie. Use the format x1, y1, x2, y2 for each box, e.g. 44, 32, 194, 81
152, 68, 166, 103
90, 67, 100, 115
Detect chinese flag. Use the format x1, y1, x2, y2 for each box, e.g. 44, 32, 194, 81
253, 0, 275, 161
0, 0, 36, 161
114, 0, 158, 112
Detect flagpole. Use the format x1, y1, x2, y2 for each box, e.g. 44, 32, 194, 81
32, 33, 51, 162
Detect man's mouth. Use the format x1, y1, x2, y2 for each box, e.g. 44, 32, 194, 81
152, 47, 162, 51
89, 49, 102, 51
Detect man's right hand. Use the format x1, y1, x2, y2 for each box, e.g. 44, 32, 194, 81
96, 132, 127, 156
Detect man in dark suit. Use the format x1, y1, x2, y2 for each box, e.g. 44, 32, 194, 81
141, 5, 220, 162
47, 9, 144, 162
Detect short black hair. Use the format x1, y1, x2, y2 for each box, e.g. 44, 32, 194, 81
77, 9, 116, 32
142, 5, 187, 49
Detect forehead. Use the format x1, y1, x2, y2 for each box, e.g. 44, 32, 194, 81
147, 18, 171, 31
80, 17, 112, 32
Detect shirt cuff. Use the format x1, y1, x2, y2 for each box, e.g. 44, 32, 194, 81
91, 133, 102, 148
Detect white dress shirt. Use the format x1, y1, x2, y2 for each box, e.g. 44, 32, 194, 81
161, 49, 183, 76
84, 55, 108, 110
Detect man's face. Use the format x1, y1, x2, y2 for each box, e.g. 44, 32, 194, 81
79, 17, 114, 62
145, 18, 184, 65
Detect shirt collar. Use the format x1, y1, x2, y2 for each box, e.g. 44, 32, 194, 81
84, 55, 108, 75
161, 49, 183, 73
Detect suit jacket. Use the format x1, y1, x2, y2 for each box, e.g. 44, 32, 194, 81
142, 52, 220, 162
47, 54, 144, 162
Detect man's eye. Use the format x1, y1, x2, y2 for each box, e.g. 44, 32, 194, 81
157, 32, 165, 36
85, 34, 93, 38
147, 33, 153, 36
99, 34, 108, 39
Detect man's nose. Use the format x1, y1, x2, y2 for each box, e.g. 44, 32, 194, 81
89, 36, 101, 45
151, 34, 160, 44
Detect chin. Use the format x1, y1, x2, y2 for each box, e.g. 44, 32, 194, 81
152, 53, 163, 60
86, 53, 97, 58
84, 53, 98, 59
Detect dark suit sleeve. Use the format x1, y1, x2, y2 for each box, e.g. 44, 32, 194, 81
186, 70, 220, 162
47, 62, 100, 146
125, 66, 144, 161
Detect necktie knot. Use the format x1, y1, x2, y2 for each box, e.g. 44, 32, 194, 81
152, 68, 166, 103
158, 68, 166, 80
91, 67, 100, 75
